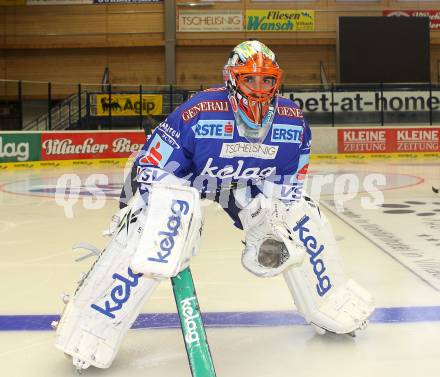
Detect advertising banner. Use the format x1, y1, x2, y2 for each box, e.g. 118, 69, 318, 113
178, 10, 243, 32
0, 133, 41, 163
41, 131, 146, 161
384, 10, 440, 30
27, 0, 92, 4
338, 128, 440, 153
335, 0, 378, 2
96, 94, 163, 116
93, 0, 161, 3
245, 10, 314, 32
396, 0, 439, 2
283, 90, 440, 113
252, 0, 316, 2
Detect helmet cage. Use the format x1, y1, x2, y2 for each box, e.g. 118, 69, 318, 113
225, 50, 282, 127
229, 67, 281, 102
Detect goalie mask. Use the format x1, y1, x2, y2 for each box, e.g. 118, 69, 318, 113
224, 40, 282, 131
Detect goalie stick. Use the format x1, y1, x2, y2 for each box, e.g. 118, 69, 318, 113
172, 267, 217, 377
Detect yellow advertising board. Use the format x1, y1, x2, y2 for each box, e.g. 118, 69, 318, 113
246, 10, 314, 32
96, 94, 163, 116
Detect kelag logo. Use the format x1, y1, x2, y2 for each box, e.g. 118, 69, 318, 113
293, 215, 332, 297
0, 137, 29, 162
148, 199, 189, 264
192, 120, 234, 139
0, 133, 40, 163
180, 296, 201, 345
271, 124, 303, 143
91, 267, 143, 319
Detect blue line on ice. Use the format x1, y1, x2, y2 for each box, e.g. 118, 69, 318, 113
1, 306, 440, 331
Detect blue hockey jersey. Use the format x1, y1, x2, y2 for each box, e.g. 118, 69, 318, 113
134, 87, 311, 228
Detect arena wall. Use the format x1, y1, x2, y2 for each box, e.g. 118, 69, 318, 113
1, 127, 439, 169
1, 1, 440, 92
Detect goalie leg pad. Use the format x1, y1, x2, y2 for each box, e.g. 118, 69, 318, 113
55, 192, 161, 370
55, 184, 203, 370
282, 196, 374, 334
55, 273, 159, 369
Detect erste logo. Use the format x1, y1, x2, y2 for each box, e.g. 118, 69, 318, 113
271, 124, 303, 143
296, 163, 309, 181
139, 134, 174, 168
141, 141, 162, 166
192, 120, 234, 139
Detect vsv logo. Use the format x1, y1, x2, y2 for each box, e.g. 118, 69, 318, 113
147, 199, 189, 264
280, 184, 301, 202
137, 167, 169, 184
91, 267, 143, 319
293, 215, 332, 296
271, 124, 303, 143
192, 120, 234, 139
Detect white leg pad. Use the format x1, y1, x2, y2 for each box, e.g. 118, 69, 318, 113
282, 196, 374, 334
55, 272, 158, 369
54, 193, 160, 369
284, 271, 374, 334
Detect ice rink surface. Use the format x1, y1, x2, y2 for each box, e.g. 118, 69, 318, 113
1, 157, 439, 377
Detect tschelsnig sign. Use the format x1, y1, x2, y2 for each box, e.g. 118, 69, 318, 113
178, 11, 243, 32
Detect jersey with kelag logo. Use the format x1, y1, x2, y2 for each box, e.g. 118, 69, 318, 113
134, 87, 311, 227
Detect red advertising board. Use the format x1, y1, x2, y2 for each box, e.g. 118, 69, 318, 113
338, 128, 440, 154
384, 10, 440, 30
41, 131, 146, 160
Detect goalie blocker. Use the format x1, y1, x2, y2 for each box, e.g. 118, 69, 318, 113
54, 184, 203, 370
239, 194, 374, 335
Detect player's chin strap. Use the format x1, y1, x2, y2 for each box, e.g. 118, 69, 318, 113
239, 194, 375, 335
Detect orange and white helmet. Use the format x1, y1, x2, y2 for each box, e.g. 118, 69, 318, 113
223, 40, 282, 129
